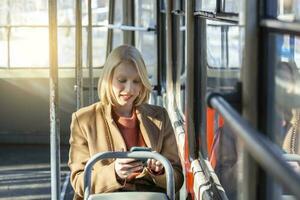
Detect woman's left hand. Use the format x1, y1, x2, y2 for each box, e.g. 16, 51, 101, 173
147, 158, 164, 175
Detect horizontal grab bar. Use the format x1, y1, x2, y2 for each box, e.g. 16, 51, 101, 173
206, 93, 300, 199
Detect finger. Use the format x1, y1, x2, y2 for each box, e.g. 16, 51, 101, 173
148, 159, 157, 170
129, 165, 144, 173
156, 165, 163, 172
147, 159, 153, 168
150, 159, 156, 166
118, 161, 143, 171
118, 158, 137, 164
121, 171, 129, 178
155, 160, 162, 166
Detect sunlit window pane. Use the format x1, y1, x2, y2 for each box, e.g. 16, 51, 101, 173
195, 0, 216, 12
0, 2, 7, 25
81, 0, 109, 26
135, 0, 156, 27
112, 29, 123, 48
228, 27, 240, 68
58, 1, 75, 26
114, 0, 123, 24
10, 0, 48, 25
136, 32, 157, 85
207, 24, 222, 67
58, 28, 75, 68
223, 0, 239, 13
134, 0, 157, 85
207, 21, 240, 69
10, 28, 49, 67
93, 27, 107, 67
0, 28, 8, 67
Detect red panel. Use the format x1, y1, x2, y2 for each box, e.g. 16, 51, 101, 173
219, 115, 224, 127
207, 108, 215, 158
184, 121, 195, 199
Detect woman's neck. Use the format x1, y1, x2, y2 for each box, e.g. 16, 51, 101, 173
112, 105, 134, 117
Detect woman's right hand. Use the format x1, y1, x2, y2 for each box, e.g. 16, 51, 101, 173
114, 158, 144, 181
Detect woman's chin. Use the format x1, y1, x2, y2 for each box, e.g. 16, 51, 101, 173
117, 100, 133, 107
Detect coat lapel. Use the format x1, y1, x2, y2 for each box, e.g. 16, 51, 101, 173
136, 105, 161, 151
98, 103, 161, 152
101, 103, 127, 151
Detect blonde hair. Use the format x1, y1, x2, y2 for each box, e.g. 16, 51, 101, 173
98, 45, 152, 106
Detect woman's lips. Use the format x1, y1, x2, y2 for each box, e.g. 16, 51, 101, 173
120, 95, 132, 101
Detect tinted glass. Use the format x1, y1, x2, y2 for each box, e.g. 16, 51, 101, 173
272, 33, 300, 198
195, 0, 216, 13
114, 0, 123, 24
277, 0, 300, 21
222, 0, 239, 13
204, 18, 242, 200
207, 21, 240, 69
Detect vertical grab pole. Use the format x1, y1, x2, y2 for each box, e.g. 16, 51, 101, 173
75, 0, 83, 109
185, 0, 197, 159
165, 0, 174, 111
87, 0, 94, 104
106, 0, 115, 58
123, 0, 135, 45
239, 0, 259, 199
48, 0, 61, 199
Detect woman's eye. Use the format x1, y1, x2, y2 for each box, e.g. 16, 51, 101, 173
133, 80, 141, 84
118, 79, 126, 83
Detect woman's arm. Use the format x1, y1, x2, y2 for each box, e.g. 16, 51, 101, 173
147, 108, 184, 192
68, 113, 123, 197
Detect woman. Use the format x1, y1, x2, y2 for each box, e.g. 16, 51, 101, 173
68, 45, 183, 199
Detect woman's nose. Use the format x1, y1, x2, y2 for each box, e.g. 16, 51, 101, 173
124, 82, 133, 93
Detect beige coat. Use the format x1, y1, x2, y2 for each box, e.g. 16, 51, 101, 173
68, 102, 184, 199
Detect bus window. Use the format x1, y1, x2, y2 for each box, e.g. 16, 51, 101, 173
91, 27, 107, 67
112, 29, 123, 48
274, 34, 300, 146
273, 33, 300, 198
135, 31, 157, 85
113, 0, 123, 24
195, 0, 216, 13
58, 28, 75, 68
10, 28, 49, 67
277, 0, 300, 21
134, 1, 157, 86
0, 28, 8, 67
207, 21, 240, 69
203, 19, 241, 200
222, 0, 239, 14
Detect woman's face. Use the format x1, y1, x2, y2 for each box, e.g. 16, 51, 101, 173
111, 61, 142, 109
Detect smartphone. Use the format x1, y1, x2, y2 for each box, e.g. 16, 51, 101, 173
130, 146, 152, 165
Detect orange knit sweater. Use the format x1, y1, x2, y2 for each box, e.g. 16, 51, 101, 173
112, 110, 146, 150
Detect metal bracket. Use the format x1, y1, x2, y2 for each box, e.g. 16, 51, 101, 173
206, 81, 242, 111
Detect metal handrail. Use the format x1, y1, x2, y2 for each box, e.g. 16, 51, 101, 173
283, 154, 300, 162
83, 151, 175, 200
206, 93, 300, 199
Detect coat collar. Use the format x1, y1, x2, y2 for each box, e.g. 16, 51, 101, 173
99, 103, 159, 151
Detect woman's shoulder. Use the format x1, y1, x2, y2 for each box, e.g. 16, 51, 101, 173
138, 103, 167, 117
73, 101, 104, 119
